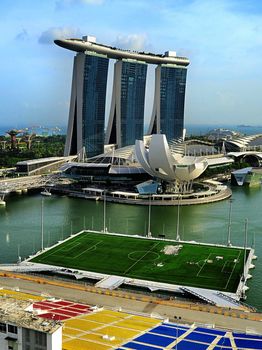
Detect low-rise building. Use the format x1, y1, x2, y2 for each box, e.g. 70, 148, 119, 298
0, 297, 62, 350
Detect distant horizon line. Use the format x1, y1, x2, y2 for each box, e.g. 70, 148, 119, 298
0, 122, 262, 128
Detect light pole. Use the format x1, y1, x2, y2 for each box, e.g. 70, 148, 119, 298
227, 198, 233, 246
243, 218, 248, 281
147, 194, 152, 237
176, 195, 181, 241
41, 198, 44, 251
103, 191, 107, 232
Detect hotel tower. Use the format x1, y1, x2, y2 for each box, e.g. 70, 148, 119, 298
55, 36, 189, 157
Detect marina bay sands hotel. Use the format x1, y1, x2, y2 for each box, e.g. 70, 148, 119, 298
55, 36, 190, 158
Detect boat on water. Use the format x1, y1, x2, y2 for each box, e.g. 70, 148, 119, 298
40, 189, 52, 196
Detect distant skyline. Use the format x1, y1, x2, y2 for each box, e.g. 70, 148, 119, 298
1, 0, 262, 128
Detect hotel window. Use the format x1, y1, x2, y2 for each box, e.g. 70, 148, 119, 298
35, 331, 47, 346
0, 322, 6, 332
8, 325, 17, 334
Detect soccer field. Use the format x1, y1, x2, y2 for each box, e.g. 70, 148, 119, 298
30, 231, 248, 293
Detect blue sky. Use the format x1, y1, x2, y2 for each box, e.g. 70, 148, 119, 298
1, 0, 262, 128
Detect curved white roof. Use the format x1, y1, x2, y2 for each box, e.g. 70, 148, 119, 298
135, 134, 208, 182
225, 134, 262, 151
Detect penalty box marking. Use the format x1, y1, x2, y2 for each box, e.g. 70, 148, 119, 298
221, 254, 241, 274
197, 251, 242, 279
62, 237, 98, 254
72, 240, 103, 259
36, 234, 87, 261
223, 250, 242, 290
63, 242, 82, 253
196, 253, 212, 277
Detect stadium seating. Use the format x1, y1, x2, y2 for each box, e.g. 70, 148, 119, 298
3, 288, 261, 349
119, 322, 262, 350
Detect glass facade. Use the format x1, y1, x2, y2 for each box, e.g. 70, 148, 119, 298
82, 53, 109, 157
120, 60, 147, 147
160, 65, 187, 141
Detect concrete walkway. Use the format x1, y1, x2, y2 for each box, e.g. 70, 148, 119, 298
0, 273, 261, 334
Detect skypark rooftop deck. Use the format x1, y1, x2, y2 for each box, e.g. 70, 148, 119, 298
54, 38, 190, 66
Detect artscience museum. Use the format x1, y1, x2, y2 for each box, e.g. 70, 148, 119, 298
135, 134, 209, 193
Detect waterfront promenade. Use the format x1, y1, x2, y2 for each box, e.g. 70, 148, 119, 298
0, 175, 48, 193
52, 184, 232, 206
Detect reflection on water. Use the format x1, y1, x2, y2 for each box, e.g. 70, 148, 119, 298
0, 186, 261, 309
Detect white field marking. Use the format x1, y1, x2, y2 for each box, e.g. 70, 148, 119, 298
123, 242, 161, 275
62, 242, 82, 253
196, 253, 212, 277
40, 234, 86, 260
73, 240, 103, 259
221, 255, 239, 274
65, 237, 84, 247
224, 250, 242, 290
221, 260, 228, 274
128, 251, 160, 262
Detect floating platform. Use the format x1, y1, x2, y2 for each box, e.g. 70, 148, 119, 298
11, 231, 255, 308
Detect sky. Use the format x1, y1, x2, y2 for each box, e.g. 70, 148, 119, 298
1, 0, 262, 128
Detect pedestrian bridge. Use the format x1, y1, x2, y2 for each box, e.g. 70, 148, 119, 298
0, 174, 62, 195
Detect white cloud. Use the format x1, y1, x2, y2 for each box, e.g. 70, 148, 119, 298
38, 27, 81, 44
113, 34, 149, 51
159, 0, 262, 69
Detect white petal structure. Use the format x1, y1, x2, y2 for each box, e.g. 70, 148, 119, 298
135, 134, 208, 182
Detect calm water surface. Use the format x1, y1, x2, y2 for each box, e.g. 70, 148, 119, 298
0, 187, 261, 310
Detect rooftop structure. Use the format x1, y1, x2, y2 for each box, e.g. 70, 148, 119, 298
223, 134, 262, 152
16, 156, 76, 175
0, 298, 60, 333
0, 296, 62, 350
54, 37, 190, 66
228, 151, 262, 167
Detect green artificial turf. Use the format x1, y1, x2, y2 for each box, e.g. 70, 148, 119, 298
30, 231, 248, 293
